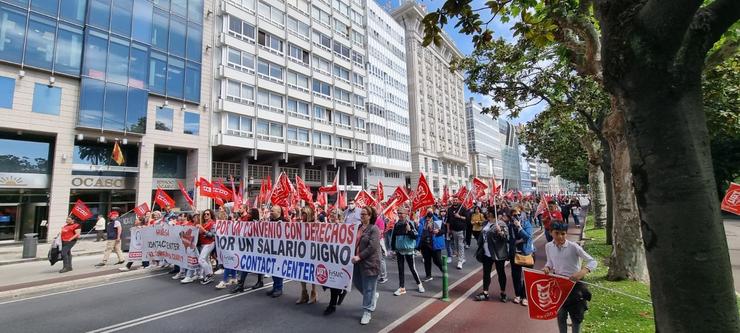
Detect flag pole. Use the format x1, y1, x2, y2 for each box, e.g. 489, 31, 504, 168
456, 182, 472, 215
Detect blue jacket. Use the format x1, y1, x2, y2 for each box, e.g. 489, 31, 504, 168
416, 215, 446, 251
507, 217, 534, 257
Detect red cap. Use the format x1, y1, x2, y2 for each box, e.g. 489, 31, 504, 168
109, 211, 119, 219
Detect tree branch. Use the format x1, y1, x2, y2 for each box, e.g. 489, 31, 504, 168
677, 0, 740, 77
705, 37, 739, 68
637, 0, 703, 54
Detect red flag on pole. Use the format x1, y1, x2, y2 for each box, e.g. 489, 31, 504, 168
387, 186, 410, 206
442, 185, 450, 206
154, 188, 176, 209
337, 191, 347, 210
354, 190, 377, 208
504, 190, 515, 201
412, 173, 435, 211
376, 180, 384, 202
721, 182, 740, 216
211, 180, 232, 201
230, 179, 242, 211
178, 181, 194, 208
270, 173, 292, 207
71, 199, 93, 220
455, 186, 468, 201
317, 191, 327, 207
134, 202, 150, 218
319, 173, 338, 193
295, 175, 314, 204
523, 269, 576, 320
463, 189, 475, 209
198, 177, 214, 198
214, 197, 224, 207
382, 198, 400, 221
472, 177, 488, 200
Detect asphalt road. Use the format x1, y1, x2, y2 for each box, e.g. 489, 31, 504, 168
0, 243, 483, 333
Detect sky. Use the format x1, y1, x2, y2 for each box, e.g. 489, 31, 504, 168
376, 0, 545, 124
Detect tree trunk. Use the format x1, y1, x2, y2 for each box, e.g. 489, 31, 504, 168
600, 142, 614, 245
616, 74, 740, 331
581, 135, 607, 228
602, 106, 648, 282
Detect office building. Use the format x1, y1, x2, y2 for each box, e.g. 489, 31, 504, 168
210, 0, 369, 197
392, 1, 469, 195
0, 0, 213, 242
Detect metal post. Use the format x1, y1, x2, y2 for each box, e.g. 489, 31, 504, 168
441, 254, 450, 302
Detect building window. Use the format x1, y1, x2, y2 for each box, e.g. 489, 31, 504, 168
287, 15, 309, 40
225, 79, 254, 104
111, 0, 133, 38
333, 41, 350, 59
131, 0, 153, 43
166, 56, 185, 99
287, 0, 309, 13
312, 30, 332, 51
313, 131, 332, 148
351, 50, 364, 66
335, 88, 351, 104
228, 15, 256, 42
0, 138, 51, 174
287, 71, 309, 92
226, 47, 255, 73
0, 76, 15, 109
257, 59, 284, 82
151, 9, 169, 50
153, 149, 186, 178
334, 19, 349, 38
257, 1, 284, 27
287, 98, 309, 118
32, 84, 61, 115
335, 111, 351, 128
184, 61, 201, 102
149, 52, 167, 94
287, 126, 309, 145
184, 111, 199, 135
333, 64, 350, 81
288, 44, 309, 65
227, 113, 253, 136
256, 119, 283, 139
312, 79, 331, 97
155, 106, 174, 131
54, 24, 83, 76
25, 14, 56, 70
314, 105, 330, 121
0, 4, 26, 64
312, 5, 330, 27
313, 55, 331, 75
229, 0, 255, 13
168, 15, 186, 57
257, 89, 284, 112
258, 30, 283, 54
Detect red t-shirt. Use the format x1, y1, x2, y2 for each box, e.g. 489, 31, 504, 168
61, 223, 81, 242
199, 220, 215, 245
543, 210, 563, 231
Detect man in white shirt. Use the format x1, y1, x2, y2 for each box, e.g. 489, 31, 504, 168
544, 221, 596, 333
94, 215, 106, 242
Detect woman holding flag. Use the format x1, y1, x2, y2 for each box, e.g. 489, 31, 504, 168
58, 216, 81, 273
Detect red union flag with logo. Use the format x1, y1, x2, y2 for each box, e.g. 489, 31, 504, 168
71, 199, 93, 220
722, 183, 740, 216
354, 190, 377, 208
134, 202, 150, 218
412, 173, 436, 211
523, 268, 576, 320
270, 173, 292, 207
472, 177, 488, 200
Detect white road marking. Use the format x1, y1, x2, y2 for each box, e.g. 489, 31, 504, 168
0, 272, 169, 306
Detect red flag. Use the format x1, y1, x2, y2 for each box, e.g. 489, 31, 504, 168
412, 173, 435, 211
198, 177, 214, 198
523, 269, 576, 320
504, 190, 515, 201
111, 141, 125, 166
231, 179, 242, 211
71, 199, 93, 220
463, 191, 475, 209
178, 181, 194, 207
270, 173, 292, 207
134, 202, 150, 218
212, 180, 232, 201
337, 191, 347, 210
387, 186, 410, 206
456, 186, 468, 201
354, 190, 377, 208
442, 185, 450, 206
382, 198, 401, 221
295, 175, 314, 204
472, 177, 488, 199
535, 195, 551, 217
376, 181, 384, 202
319, 173, 338, 193
154, 188, 176, 209
317, 191, 327, 207
258, 178, 266, 205
214, 197, 224, 207
721, 182, 740, 216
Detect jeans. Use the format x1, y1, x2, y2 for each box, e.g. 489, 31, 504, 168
61, 240, 76, 269
494, 260, 507, 293
396, 253, 421, 288
445, 234, 453, 257
198, 243, 215, 276
272, 276, 283, 291
102, 239, 124, 263
420, 244, 443, 277
451, 230, 466, 263
464, 222, 473, 246
572, 212, 580, 226
545, 229, 553, 242
481, 256, 493, 291
222, 268, 237, 282
558, 307, 581, 333
352, 265, 378, 312
511, 262, 524, 298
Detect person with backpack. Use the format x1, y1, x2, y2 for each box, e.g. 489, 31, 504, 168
474, 207, 509, 302
390, 208, 424, 296
416, 207, 446, 282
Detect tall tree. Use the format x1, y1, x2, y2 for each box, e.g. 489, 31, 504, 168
425, 0, 740, 330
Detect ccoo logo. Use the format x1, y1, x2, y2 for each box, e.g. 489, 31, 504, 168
529, 278, 564, 312
316, 264, 328, 284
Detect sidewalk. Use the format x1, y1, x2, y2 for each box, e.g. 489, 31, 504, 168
0, 237, 106, 266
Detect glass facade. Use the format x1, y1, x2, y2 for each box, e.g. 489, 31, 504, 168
31, 83, 61, 115
153, 149, 186, 178
73, 141, 138, 167
0, 76, 15, 108
0, 136, 52, 174
183, 111, 199, 135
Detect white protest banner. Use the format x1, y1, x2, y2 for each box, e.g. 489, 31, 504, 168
127, 226, 144, 262
214, 220, 358, 291
141, 224, 200, 270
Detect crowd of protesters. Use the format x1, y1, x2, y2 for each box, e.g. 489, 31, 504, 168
56, 190, 590, 331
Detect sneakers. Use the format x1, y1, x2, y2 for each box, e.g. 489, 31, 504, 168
58, 267, 72, 274
231, 285, 245, 293
422, 276, 433, 282
172, 272, 184, 280
513, 296, 521, 304
215, 281, 228, 289
214, 268, 224, 275
180, 276, 195, 284
521, 298, 529, 306
118, 266, 130, 272
115, 261, 125, 265
417, 284, 425, 293
201, 275, 214, 285
500, 293, 508, 303
378, 278, 388, 284
360, 311, 372, 325
393, 287, 406, 296
456, 262, 463, 270
446, 257, 452, 264
95, 262, 106, 267
228, 278, 238, 285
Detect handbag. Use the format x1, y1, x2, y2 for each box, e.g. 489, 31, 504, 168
396, 235, 416, 251
514, 252, 534, 267
475, 245, 485, 263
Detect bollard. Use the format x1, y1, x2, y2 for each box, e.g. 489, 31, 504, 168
441, 254, 450, 302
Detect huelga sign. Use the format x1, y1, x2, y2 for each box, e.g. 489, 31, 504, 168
214, 220, 358, 291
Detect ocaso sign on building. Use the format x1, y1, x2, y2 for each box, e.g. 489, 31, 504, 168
70, 176, 136, 189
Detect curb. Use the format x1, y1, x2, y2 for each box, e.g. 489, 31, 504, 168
0, 266, 160, 301
0, 251, 104, 266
